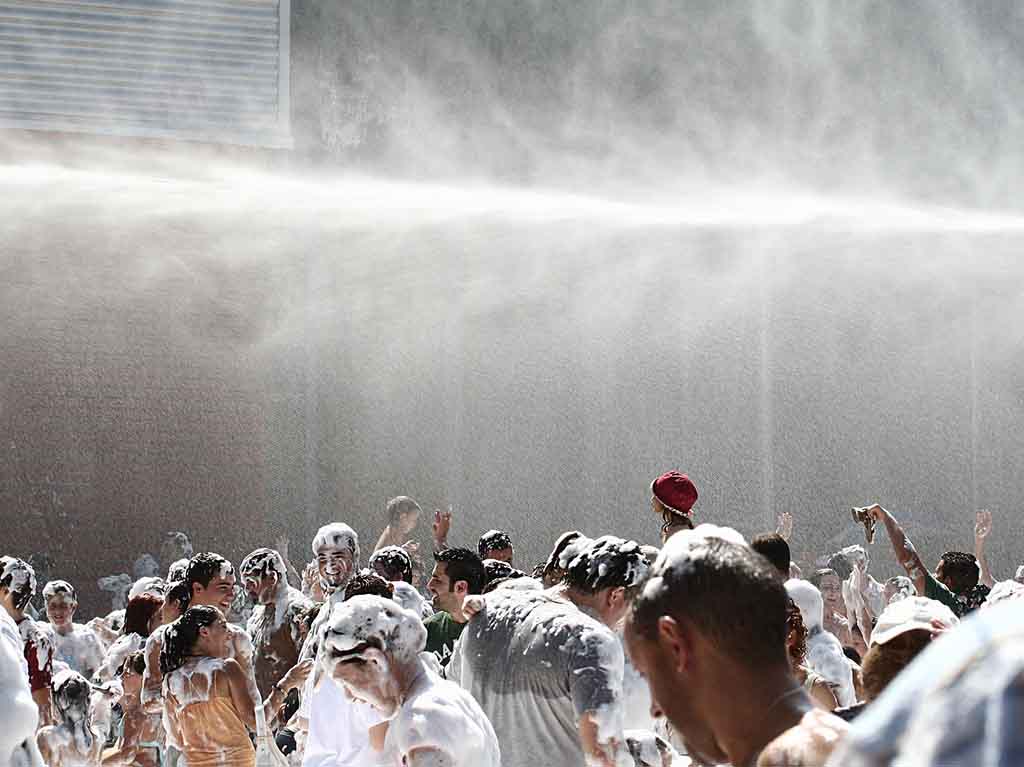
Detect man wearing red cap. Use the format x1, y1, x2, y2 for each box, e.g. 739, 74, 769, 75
651, 471, 698, 542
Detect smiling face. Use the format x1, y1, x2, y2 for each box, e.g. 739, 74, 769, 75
193, 573, 237, 613
317, 548, 355, 592
818, 573, 843, 614
197, 611, 231, 658
46, 595, 76, 631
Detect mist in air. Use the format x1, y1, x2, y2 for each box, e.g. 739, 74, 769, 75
2, 0, 1023, 614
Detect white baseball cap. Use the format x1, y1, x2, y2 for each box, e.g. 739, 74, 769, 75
870, 596, 959, 647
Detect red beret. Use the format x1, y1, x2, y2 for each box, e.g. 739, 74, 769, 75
651, 471, 698, 516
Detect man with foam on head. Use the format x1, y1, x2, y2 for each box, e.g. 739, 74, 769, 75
368, 545, 433, 619
41, 581, 104, 680
477, 530, 514, 564
322, 594, 500, 767
0, 556, 54, 727
0, 560, 44, 767
300, 523, 361, 661
450, 535, 649, 767
624, 525, 849, 767
239, 547, 313, 698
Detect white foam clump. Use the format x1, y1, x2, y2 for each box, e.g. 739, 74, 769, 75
322, 595, 425, 669
985, 580, 1024, 608
641, 524, 748, 601
0, 557, 36, 600
557, 535, 595, 570
785, 580, 856, 707
392, 581, 433, 618
311, 523, 359, 559
166, 656, 228, 707
0, 609, 39, 767
128, 576, 166, 601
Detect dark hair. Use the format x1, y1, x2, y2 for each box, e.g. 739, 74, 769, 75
478, 530, 513, 558
344, 570, 395, 601
483, 559, 515, 586
564, 537, 648, 596
386, 496, 422, 525
631, 538, 789, 668
542, 531, 584, 579
939, 551, 979, 594
842, 644, 862, 665
0, 557, 36, 611
861, 629, 932, 701
185, 553, 234, 592
123, 594, 163, 638
751, 534, 791, 577
118, 651, 147, 677
52, 671, 91, 719
368, 547, 413, 584
809, 568, 839, 589
785, 598, 808, 668
160, 606, 221, 675
433, 548, 485, 594
164, 580, 192, 613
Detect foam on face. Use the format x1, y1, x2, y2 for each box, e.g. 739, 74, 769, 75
0, 556, 37, 610
321, 595, 426, 665
312, 522, 360, 561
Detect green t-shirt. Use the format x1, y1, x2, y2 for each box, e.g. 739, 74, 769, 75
424, 610, 467, 667
923, 571, 964, 617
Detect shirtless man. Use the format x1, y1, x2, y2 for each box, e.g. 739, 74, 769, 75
142, 553, 253, 714
37, 669, 104, 767
42, 582, 105, 680
1, 556, 54, 726
624, 525, 848, 767
321, 595, 500, 767
239, 548, 312, 698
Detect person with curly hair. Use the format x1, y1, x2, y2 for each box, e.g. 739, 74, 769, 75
785, 599, 839, 711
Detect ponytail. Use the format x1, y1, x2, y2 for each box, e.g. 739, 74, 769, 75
159, 605, 220, 675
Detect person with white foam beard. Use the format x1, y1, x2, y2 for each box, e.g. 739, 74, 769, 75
292, 523, 389, 767
321, 595, 500, 767
786, 579, 857, 708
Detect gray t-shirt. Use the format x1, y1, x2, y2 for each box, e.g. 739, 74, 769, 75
449, 588, 626, 767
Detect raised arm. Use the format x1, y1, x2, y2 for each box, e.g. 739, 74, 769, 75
863, 504, 929, 595
974, 510, 996, 588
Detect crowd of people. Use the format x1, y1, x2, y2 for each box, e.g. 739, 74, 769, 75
2, 472, 1022, 767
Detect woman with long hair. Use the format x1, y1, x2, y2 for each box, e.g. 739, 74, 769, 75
160, 607, 307, 767
94, 594, 163, 682
785, 598, 840, 710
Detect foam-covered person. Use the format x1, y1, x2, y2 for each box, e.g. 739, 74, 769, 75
786, 579, 858, 708
94, 594, 163, 683
41, 581, 105, 680
477, 530, 515, 564
37, 669, 104, 767
625, 525, 849, 767
322, 594, 500, 767
1, 556, 54, 726
100, 652, 162, 767
451, 536, 649, 767
239, 548, 313, 699
0, 569, 44, 767
372, 496, 423, 554
300, 524, 361, 661
368, 546, 433, 619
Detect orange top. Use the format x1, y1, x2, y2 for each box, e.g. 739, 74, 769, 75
175, 695, 255, 767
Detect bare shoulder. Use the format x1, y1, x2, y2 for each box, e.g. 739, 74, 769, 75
757, 710, 849, 767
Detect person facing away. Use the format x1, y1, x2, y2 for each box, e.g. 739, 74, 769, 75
624, 524, 849, 767
423, 547, 485, 669
450, 535, 650, 767
37, 668, 104, 767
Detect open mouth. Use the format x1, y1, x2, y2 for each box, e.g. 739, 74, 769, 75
328, 636, 383, 664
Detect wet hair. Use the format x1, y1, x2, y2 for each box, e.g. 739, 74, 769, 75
827, 552, 853, 582
42, 580, 77, 603
51, 670, 92, 722
542, 531, 584, 580
482, 559, 516, 585
0, 556, 36, 611
368, 546, 413, 583
843, 645, 862, 665
123, 594, 163, 637
239, 548, 287, 582
564, 536, 649, 596
631, 538, 790, 668
160, 606, 221, 675
478, 530, 513, 558
185, 553, 235, 592
938, 551, 979, 594
118, 651, 147, 677
164, 580, 192, 613
167, 558, 190, 583
751, 534, 791, 577
861, 629, 932, 701
386, 496, 422, 525
344, 570, 395, 600
809, 568, 840, 589
785, 598, 808, 668
433, 548, 485, 593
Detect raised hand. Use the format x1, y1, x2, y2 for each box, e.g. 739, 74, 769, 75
776, 511, 793, 541
433, 507, 453, 546
975, 510, 992, 542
